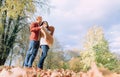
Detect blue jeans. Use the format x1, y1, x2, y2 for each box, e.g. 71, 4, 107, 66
24, 40, 39, 67
38, 45, 49, 69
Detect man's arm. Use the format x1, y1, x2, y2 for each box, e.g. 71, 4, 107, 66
30, 23, 41, 32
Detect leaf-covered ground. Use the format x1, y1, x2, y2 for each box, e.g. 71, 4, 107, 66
0, 63, 120, 77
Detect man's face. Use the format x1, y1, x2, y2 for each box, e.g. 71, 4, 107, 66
37, 16, 42, 24
38, 18, 42, 23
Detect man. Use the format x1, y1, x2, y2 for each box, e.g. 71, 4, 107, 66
24, 16, 42, 67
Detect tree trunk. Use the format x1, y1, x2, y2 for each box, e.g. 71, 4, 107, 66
0, 16, 20, 65
0, 58, 6, 65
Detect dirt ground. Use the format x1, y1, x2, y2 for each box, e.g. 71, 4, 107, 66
0, 63, 120, 77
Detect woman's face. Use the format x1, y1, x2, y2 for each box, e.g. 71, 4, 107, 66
43, 22, 48, 28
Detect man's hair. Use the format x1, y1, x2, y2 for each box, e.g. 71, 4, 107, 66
36, 16, 42, 20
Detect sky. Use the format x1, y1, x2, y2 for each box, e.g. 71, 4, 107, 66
40, 0, 120, 53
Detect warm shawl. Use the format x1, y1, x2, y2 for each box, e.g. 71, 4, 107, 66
40, 26, 55, 47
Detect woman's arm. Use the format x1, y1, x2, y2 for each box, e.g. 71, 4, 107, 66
48, 26, 55, 36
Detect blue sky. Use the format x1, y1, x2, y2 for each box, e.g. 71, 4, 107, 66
39, 0, 120, 53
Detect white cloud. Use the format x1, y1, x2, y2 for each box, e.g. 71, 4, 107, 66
110, 42, 120, 48
43, 0, 120, 50
106, 24, 120, 38
110, 37, 120, 48
106, 24, 120, 53
50, 0, 120, 22
67, 35, 80, 41
114, 37, 120, 42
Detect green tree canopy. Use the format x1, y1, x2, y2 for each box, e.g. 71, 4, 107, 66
80, 25, 119, 71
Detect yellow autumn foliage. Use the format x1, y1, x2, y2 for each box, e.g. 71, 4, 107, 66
0, 0, 35, 18
69, 57, 84, 72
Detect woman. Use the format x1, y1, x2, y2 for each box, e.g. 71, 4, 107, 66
38, 21, 54, 69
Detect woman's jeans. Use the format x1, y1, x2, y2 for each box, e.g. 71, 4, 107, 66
38, 45, 49, 69
24, 40, 39, 67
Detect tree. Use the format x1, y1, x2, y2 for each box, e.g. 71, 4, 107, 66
80, 25, 104, 70
64, 49, 80, 61
93, 39, 120, 71
80, 25, 120, 71
0, 0, 50, 65
4, 25, 30, 66
69, 57, 84, 72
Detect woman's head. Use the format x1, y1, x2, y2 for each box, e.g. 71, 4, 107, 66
41, 21, 49, 28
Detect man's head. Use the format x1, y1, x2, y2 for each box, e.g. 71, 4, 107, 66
36, 16, 42, 24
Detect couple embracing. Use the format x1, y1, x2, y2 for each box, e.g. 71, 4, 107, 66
23, 16, 54, 70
